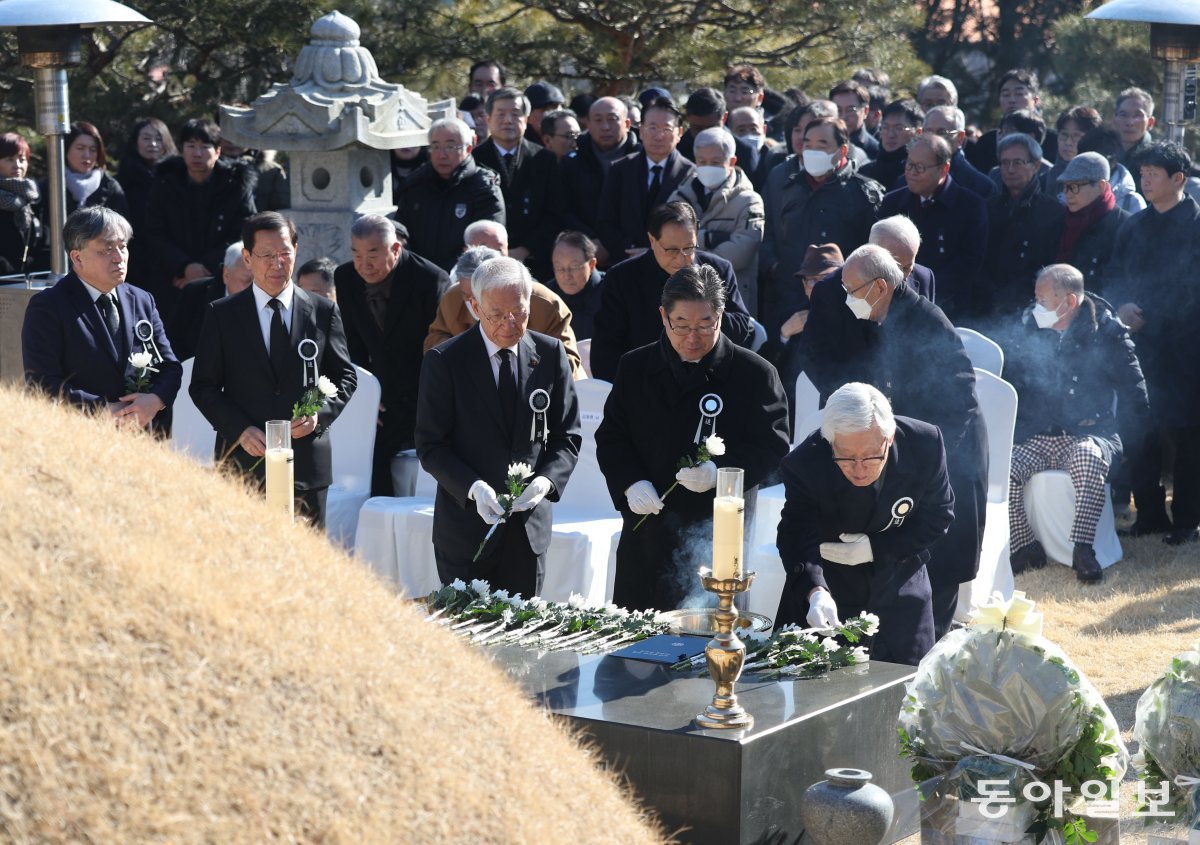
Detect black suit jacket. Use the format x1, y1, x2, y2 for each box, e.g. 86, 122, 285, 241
561, 133, 640, 237
168, 276, 226, 361
589, 249, 755, 382
23, 272, 182, 413
334, 249, 449, 455
596, 150, 695, 259
415, 326, 582, 565
471, 138, 564, 278
189, 285, 357, 490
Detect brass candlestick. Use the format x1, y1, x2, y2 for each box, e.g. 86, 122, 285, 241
695, 567, 756, 730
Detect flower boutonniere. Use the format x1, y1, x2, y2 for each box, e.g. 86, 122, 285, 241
125, 351, 159, 393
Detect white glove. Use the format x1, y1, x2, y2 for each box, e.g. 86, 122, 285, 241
676, 460, 718, 493
468, 479, 506, 525
511, 475, 553, 512
625, 480, 664, 515
819, 532, 874, 566
807, 588, 842, 632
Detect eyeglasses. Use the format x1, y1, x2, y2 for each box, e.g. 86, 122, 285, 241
726, 85, 760, 97
1000, 158, 1031, 169
89, 241, 129, 257
1062, 181, 1098, 195
842, 277, 881, 296
481, 308, 529, 326
667, 319, 717, 336
549, 132, 581, 142
429, 143, 466, 155
657, 243, 697, 258
832, 451, 889, 468
553, 261, 589, 275
880, 123, 917, 136
903, 160, 937, 175
252, 250, 295, 264
925, 127, 961, 138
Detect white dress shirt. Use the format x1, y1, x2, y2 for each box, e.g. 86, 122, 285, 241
480, 326, 520, 387
251, 281, 294, 354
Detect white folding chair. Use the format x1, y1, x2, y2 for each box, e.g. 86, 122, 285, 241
577, 338, 593, 379
169, 357, 216, 465
957, 368, 1018, 621
325, 365, 380, 548
956, 327, 1004, 376
1022, 471, 1122, 568
793, 372, 821, 444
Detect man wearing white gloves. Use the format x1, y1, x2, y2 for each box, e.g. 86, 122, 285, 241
775, 382, 954, 665
596, 264, 789, 611
416, 257, 581, 597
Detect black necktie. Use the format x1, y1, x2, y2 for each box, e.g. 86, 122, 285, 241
498, 348, 516, 433
502, 153, 515, 178
268, 298, 290, 381
96, 291, 120, 347
647, 164, 664, 211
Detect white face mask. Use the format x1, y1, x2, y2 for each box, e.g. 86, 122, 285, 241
802, 149, 836, 177
845, 283, 877, 320
735, 134, 762, 149
1032, 302, 1063, 329
695, 165, 728, 190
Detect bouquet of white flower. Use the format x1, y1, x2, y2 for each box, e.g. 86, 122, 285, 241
634, 434, 725, 530
898, 592, 1126, 845
292, 375, 339, 419
1132, 644, 1200, 843
125, 350, 159, 394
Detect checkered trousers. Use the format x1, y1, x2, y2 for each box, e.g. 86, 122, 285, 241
1009, 433, 1111, 552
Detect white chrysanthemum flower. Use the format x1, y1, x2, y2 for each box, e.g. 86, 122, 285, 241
704, 435, 726, 457
469, 578, 491, 598
508, 461, 533, 481
491, 589, 510, 602
527, 597, 548, 610
449, 578, 467, 591
567, 592, 587, 609
801, 632, 818, 644
860, 612, 881, 636
129, 351, 154, 370
508, 596, 526, 610
851, 646, 869, 663
821, 637, 841, 652
602, 603, 629, 618
317, 375, 338, 398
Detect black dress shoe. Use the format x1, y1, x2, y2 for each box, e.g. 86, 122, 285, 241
1010, 541, 1047, 574
1072, 543, 1103, 583
1121, 519, 1173, 537
1164, 528, 1200, 546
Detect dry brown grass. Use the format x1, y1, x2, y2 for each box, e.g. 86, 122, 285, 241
0, 386, 668, 844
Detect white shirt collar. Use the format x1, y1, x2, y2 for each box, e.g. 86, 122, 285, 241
252, 281, 294, 312
495, 142, 519, 157
78, 277, 115, 303
647, 154, 670, 169
480, 324, 520, 359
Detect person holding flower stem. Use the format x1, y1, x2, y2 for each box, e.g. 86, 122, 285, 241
22, 206, 181, 432
190, 212, 357, 528
596, 265, 789, 612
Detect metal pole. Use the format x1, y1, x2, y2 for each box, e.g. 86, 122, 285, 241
1164, 59, 1188, 145
32, 66, 70, 277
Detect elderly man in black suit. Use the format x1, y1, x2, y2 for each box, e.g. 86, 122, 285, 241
335, 214, 449, 496
595, 97, 695, 263
190, 212, 357, 527
23, 206, 181, 431
596, 264, 790, 611
590, 201, 756, 382
776, 382, 954, 665
168, 240, 254, 361
804, 244, 988, 640
415, 256, 581, 597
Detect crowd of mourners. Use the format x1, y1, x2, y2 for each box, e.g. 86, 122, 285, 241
9, 57, 1198, 654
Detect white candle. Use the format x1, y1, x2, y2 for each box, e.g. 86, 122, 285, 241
265, 447, 294, 519
712, 495, 744, 580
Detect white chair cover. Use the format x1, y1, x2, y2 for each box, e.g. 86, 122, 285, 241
793, 372, 821, 444
746, 542, 788, 624
170, 357, 215, 466
957, 368, 1018, 621
1023, 471, 1122, 568
750, 409, 823, 553
577, 338, 593, 379
325, 366, 380, 548
956, 327, 1004, 376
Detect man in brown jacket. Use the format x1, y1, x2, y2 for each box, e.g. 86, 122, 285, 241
423, 220, 584, 379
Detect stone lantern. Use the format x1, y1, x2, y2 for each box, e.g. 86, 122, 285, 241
220, 10, 454, 267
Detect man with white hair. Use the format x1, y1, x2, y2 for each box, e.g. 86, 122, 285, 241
776, 381, 953, 665
922, 105, 997, 199
668, 126, 765, 313
415, 256, 582, 596
422, 222, 584, 379
915, 75, 959, 113
169, 239, 254, 360
803, 244, 988, 641
394, 116, 505, 272
334, 214, 450, 495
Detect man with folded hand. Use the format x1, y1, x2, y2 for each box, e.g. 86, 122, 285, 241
776, 382, 954, 665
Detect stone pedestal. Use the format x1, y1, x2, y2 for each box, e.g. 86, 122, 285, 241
491, 645, 919, 845
219, 11, 453, 267
0, 282, 48, 384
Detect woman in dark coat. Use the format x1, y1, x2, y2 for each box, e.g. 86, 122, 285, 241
41, 121, 130, 223
117, 117, 177, 286
596, 265, 790, 611
0, 132, 39, 276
